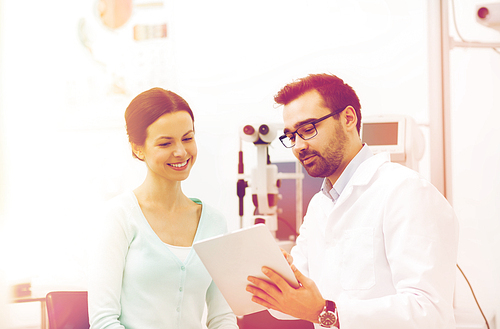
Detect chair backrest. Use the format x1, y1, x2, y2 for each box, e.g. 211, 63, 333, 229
45, 291, 90, 329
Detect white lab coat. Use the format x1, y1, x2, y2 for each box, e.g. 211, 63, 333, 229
292, 152, 459, 329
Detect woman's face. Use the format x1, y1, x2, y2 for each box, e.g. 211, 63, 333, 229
135, 111, 197, 183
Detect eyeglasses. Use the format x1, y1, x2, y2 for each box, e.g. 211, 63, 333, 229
278, 107, 345, 148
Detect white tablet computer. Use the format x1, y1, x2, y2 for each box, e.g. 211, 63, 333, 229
193, 224, 299, 316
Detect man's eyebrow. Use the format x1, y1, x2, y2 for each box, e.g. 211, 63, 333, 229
283, 118, 317, 134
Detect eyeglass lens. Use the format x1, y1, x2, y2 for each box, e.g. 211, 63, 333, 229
282, 124, 317, 147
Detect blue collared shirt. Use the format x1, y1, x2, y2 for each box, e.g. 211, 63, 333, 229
321, 144, 373, 203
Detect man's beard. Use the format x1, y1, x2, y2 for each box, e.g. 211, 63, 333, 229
299, 128, 347, 178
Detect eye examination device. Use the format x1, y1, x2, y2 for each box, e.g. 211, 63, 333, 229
237, 123, 304, 238
476, 2, 500, 31
361, 115, 425, 171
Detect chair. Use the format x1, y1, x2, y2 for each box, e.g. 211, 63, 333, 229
45, 291, 90, 329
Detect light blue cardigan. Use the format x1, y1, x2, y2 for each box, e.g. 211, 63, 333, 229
87, 190, 238, 329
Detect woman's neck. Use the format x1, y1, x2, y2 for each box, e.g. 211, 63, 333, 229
134, 174, 188, 212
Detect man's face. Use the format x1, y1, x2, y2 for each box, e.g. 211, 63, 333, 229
282, 90, 347, 180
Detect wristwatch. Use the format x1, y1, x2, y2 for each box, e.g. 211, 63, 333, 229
318, 300, 339, 328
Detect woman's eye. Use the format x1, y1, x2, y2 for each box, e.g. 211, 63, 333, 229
183, 137, 193, 142
159, 143, 171, 147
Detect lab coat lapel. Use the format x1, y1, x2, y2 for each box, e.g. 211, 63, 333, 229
325, 152, 391, 232
336, 152, 391, 207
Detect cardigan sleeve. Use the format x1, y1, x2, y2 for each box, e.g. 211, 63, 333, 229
205, 280, 238, 329
88, 201, 132, 329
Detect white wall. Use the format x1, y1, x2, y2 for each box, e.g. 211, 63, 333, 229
0, 0, 498, 327
446, 0, 500, 326
0, 0, 10, 325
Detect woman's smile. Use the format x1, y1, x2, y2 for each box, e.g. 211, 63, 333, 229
167, 158, 190, 170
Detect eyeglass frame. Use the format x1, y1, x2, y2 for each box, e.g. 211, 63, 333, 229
278, 107, 346, 148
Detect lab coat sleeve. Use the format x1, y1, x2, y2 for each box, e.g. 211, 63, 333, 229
290, 192, 321, 278
205, 280, 239, 329
336, 177, 459, 329
267, 194, 317, 321
268, 193, 316, 321
87, 203, 130, 329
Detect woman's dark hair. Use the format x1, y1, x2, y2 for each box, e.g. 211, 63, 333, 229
125, 88, 194, 160
274, 73, 362, 134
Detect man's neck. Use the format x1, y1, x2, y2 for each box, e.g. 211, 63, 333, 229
327, 142, 363, 186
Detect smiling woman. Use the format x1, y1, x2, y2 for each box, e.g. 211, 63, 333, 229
126, 89, 197, 184
87, 88, 238, 329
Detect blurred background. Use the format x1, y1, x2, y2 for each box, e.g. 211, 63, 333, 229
0, 0, 499, 328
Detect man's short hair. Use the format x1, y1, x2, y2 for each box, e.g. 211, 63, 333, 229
274, 73, 362, 134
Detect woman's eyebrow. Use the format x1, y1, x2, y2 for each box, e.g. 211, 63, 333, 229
156, 136, 173, 141
155, 130, 194, 141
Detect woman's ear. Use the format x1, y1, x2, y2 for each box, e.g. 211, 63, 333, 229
131, 143, 145, 161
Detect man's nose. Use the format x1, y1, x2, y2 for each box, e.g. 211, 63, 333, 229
293, 134, 308, 152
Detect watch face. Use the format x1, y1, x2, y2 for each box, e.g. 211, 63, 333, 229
319, 311, 338, 327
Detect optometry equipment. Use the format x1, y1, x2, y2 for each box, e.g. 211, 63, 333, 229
237, 123, 304, 238
361, 115, 425, 171
476, 3, 500, 31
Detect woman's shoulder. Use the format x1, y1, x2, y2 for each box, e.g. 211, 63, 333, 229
191, 198, 229, 237
190, 198, 224, 218
101, 190, 139, 222
90, 190, 139, 242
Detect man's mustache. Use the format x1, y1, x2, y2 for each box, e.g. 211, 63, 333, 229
298, 150, 320, 162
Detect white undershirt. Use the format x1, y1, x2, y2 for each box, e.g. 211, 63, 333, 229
165, 243, 191, 263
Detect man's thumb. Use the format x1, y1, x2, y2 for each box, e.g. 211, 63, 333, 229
291, 264, 307, 286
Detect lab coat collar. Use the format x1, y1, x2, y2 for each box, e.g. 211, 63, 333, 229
321, 144, 376, 201
349, 151, 391, 187
324, 151, 391, 220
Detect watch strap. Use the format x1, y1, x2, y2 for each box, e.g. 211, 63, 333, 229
319, 300, 339, 328
326, 300, 335, 312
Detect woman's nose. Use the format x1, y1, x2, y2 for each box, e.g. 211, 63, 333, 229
173, 143, 187, 157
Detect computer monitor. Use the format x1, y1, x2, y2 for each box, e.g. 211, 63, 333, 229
361, 115, 424, 171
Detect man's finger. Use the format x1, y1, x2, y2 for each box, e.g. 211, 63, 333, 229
291, 264, 311, 287
246, 283, 279, 309
247, 276, 282, 296
261, 266, 295, 292
250, 295, 280, 311
280, 248, 293, 265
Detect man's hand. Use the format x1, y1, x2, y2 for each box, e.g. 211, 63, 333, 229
246, 264, 324, 323
280, 248, 293, 266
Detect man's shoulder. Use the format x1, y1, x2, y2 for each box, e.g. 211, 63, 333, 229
373, 161, 447, 203
378, 161, 420, 179
352, 153, 421, 187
